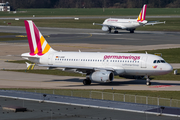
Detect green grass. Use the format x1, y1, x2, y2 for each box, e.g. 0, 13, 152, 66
127, 48, 180, 63
0, 32, 27, 41
4, 69, 86, 77
0, 37, 27, 41
0, 32, 18, 36
1, 8, 180, 17
0, 18, 180, 31
3, 69, 180, 81
5, 60, 33, 64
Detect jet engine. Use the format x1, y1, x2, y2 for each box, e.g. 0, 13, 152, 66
102, 26, 109, 31
89, 70, 114, 82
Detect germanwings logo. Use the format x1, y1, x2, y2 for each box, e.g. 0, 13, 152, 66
137, 4, 147, 22
152, 65, 157, 69
24, 20, 51, 56
104, 55, 140, 61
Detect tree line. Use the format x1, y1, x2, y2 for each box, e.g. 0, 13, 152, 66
4, 0, 180, 10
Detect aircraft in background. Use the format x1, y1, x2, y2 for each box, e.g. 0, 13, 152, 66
93, 4, 165, 33
21, 20, 172, 86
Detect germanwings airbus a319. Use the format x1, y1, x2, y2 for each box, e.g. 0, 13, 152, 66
93, 4, 165, 33
21, 20, 172, 86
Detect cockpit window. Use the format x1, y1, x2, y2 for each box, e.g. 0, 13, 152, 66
153, 60, 166, 63
160, 60, 166, 63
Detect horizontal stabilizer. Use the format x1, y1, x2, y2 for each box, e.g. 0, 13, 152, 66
146, 21, 166, 25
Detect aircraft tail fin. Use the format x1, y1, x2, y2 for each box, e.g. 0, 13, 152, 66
24, 20, 55, 56
137, 4, 147, 22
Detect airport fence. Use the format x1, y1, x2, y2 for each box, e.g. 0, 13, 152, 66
11, 89, 180, 108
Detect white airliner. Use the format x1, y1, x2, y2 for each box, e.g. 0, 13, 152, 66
21, 20, 172, 86
93, 4, 165, 33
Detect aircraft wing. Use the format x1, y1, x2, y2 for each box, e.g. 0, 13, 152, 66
145, 21, 166, 25
38, 64, 114, 71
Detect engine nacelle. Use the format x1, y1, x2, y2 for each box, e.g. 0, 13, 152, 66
89, 70, 114, 82
102, 26, 109, 31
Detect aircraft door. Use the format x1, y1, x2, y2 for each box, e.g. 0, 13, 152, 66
48, 54, 54, 65
141, 57, 147, 68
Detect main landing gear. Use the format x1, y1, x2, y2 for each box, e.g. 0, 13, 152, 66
108, 28, 112, 33
83, 79, 91, 85
114, 30, 118, 33
145, 75, 151, 86
130, 29, 135, 33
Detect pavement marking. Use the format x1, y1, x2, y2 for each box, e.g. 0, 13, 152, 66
91, 33, 122, 35
149, 85, 173, 88
115, 38, 142, 40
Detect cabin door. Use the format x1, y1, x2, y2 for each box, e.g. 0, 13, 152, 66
141, 57, 147, 68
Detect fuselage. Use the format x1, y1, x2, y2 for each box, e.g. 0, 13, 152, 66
22, 51, 173, 76
103, 18, 147, 30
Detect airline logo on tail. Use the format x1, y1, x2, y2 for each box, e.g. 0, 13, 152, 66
137, 4, 147, 22
24, 20, 51, 56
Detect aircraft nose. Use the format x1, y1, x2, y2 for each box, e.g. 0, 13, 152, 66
166, 64, 173, 72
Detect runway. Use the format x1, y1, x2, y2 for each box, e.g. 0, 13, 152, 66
0, 26, 180, 90
1, 25, 180, 47
0, 70, 180, 91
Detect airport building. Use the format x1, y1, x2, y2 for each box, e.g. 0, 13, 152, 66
0, 2, 10, 11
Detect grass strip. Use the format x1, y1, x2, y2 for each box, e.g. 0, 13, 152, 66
0, 32, 18, 36
1, 8, 180, 17
127, 48, 180, 63
0, 18, 180, 31
3, 69, 180, 81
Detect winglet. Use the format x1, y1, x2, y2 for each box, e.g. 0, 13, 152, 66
137, 4, 147, 22
24, 20, 54, 56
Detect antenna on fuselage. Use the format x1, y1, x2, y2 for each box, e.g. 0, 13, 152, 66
145, 51, 148, 54
79, 50, 81, 52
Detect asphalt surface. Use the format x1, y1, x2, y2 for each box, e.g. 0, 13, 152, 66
0, 90, 179, 120
1, 25, 180, 46
0, 70, 180, 91
0, 23, 180, 119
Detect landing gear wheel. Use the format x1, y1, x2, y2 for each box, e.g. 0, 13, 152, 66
83, 79, 91, 85
114, 31, 118, 33
145, 75, 151, 86
109, 28, 111, 33
88, 80, 91, 85
146, 82, 151, 86
130, 30, 134, 33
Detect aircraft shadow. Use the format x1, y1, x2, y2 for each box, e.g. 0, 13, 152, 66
45, 78, 180, 87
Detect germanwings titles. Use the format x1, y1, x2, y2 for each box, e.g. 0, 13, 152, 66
21, 20, 172, 86
93, 4, 165, 33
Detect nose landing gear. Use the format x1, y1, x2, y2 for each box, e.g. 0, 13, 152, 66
145, 75, 151, 86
